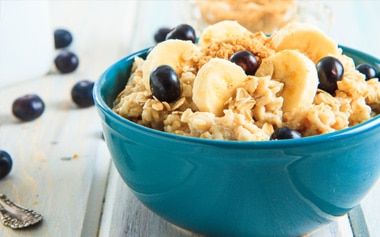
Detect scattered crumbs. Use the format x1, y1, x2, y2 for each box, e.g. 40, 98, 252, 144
61, 157, 72, 161
60, 154, 79, 161
33, 200, 38, 205
35, 151, 46, 162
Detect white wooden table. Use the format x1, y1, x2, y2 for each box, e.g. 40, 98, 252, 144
0, 1, 379, 236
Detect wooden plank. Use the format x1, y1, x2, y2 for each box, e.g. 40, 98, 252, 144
98, 165, 203, 237
348, 205, 371, 237
0, 74, 109, 236
0, 1, 137, 236
80, 140, 111, 237
308, 217, 353, 237
354, 179, 380, 236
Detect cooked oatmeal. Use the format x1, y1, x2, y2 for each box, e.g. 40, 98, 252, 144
113, 22, 380, 141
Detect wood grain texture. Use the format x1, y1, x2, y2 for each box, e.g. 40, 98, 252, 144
0, 1, 135, 236
0, 1, 379, 237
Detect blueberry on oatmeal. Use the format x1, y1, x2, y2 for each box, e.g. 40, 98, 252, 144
150, 65, 181, 103
316, 56, 344, 95
356, 63, 378, 80
270, 127, 302, 140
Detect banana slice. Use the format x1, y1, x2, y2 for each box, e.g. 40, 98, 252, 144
142, 39, 200, 91
255, 50, 319, 112
197, 20, 251, 48
193, 58, 247, 116
270, 22, 340, 63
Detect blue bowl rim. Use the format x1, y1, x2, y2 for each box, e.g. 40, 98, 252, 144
94, 45, 380, 149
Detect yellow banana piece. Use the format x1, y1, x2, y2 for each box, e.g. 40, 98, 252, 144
192, 58, 248, 116
255, 50, 319, 112
197, 20, 251, 48
270, 22, 340, 63
142, 39, 200, 91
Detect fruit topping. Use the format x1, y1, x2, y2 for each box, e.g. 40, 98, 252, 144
255, 50, 319, 112
192, 58, 247, 116
142, 39, 200, 91
197, 20, 250, 48
165, 24, 196, 43
150, 65, 181, 103
154, 27, 172, 43
12, 94, 45, 121
230, 50, 259, 76
356, 63, 378, 80
270, 22, 340, 64
71, 80, 95, 108
316, 56, 344, 95
270, 127, 302, 140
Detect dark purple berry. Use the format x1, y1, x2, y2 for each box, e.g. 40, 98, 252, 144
0, 150, 13, 180
270, 127, 301, 140
54, 29, 73, 49
71, 80, 95, 108
230, 50, 259, 75
154, 27, 172, 43
316, 56, 344, 95
165, 24, 196, 43
356, 64, 378, 80
150, 65, 181, 103
54, 50, 79, 73
12, 94, 45, 121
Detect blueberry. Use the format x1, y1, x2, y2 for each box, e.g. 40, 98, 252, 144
154, 27, 172, 43
230, 50, 259, 75
356, 63, 378, 80
54, 50, 79, 73
54, 29, 73, 49
316, 56, 344, 95
12, 94, 45, 121
270, 127, 302, 140
71, 80, 95, 108
165, 24, 196, 43
150, 65, 181, 103
0, 150, 12, 180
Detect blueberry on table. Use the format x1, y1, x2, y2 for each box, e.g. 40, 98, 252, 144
154, 27, 172, 43
0, 150, 12, 180
230, 50, 259, 76
54, 50, 79, 73
165, 24, 196, 43
150, 65, 181, 103
356, 63, 378, 80
12, 94, 45, 121
71, 80, 95, 108
54, 28, 73, 49
316, 56, 344, 95
270, 127, 302, 140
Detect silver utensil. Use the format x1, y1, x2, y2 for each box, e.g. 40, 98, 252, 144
0, 194, 42, 229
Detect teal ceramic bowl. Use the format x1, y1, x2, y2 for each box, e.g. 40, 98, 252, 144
94, 46, 380, 237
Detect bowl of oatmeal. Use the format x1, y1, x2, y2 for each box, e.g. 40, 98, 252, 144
94, 21, 380, 236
